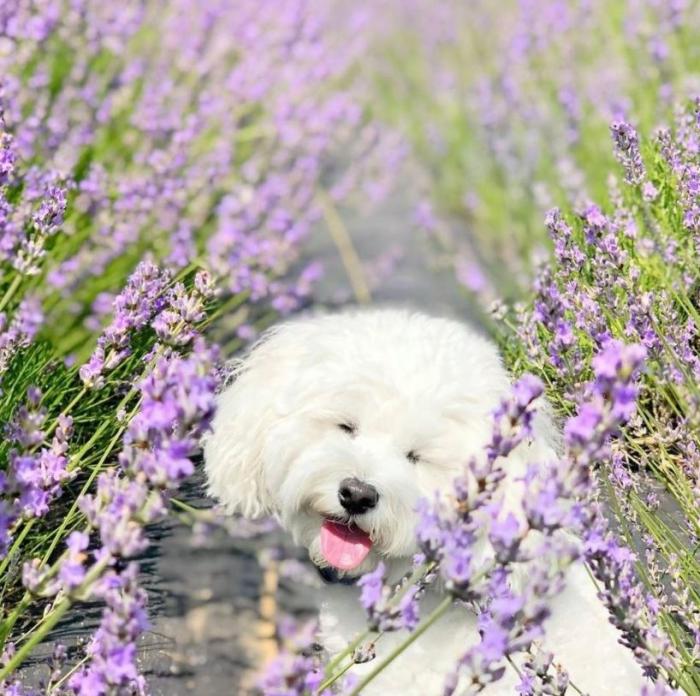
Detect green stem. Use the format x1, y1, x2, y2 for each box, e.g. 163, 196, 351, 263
0, 595, 31, 650
170, 498, 202, 514
0, 597, 71, 681
201, 290, 250, 327
0, 396, 136, 649
234, 122, 275, 142
323, 561, 435, 679
0, 558, 109, 680
316, 188, 372, 305
317, 660, 355, 693
0, 519, 34, 587
69, 389, 136, 466
319, 633, 386, 693
324, 629, 373, 677
345, 596, 452, 696
46, 387, 88, 437
0, 384, 106, 587
49, 654, 89, 692
0, 275, 22, 313
40, 421, 126, 567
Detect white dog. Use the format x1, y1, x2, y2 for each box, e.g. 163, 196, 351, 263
205, 309, 647, 695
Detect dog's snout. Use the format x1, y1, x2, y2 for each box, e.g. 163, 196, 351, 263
338, 477, 379, 515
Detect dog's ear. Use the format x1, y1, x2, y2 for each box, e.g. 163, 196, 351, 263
204, 325, 302, 518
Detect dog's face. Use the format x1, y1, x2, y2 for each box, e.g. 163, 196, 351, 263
257, 373, 500, 575
205, 310, 526, 577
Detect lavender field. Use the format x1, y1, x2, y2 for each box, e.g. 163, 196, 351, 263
0, 1, 699, 695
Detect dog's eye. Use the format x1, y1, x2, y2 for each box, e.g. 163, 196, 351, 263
338, 422, 357, 436
406, 450, 420, 464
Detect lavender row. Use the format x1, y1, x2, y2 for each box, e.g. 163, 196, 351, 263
0, 1, 400, 692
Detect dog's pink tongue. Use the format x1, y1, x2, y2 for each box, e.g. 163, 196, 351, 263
320, 520, 372, 571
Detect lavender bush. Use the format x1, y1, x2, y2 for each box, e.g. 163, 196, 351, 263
256, 3, 700, 694
2, 0, 699, 693
369, 0, 700, 294
498, 112, 700, 693
0, 1, 399, 691
262, 353, 685, 693
334, 2, 700, 692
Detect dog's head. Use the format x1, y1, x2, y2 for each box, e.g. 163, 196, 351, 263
205, 309, 554, 577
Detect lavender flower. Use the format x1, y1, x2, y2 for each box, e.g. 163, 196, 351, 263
357, 561, 422, 632
565, 340, 646, 465
124, 342, 218, 488
0, 128, 17, 185
50, 343, 220, 689
1, 392, 73, 558
516, 644, 570, 695
585, 525, 675, 678
258, 653, 325, 696
611, 121, 646, 185
68, 564, 148, 695
359, 562, 386, 615
0, 298, 44, 376
79, 260, 171, 388
408, 377, 585, 693
257, 619, 327, 696
152, 280, 209, 348
21, 558, 59, 598
58, 531, 89, 592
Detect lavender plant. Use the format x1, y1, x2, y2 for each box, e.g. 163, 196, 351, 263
396, 101, 700, 695
364, 84, 700, 696
496, 111, 700, 692
262, 350, 681, 694
364, 4, 700, 690
248, 17, 700, 684
368, 0, 700, 294
0, 0, 399, 691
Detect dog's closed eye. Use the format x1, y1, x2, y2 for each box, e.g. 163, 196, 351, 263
406, 450, 420, 464
337, 422, 357, 437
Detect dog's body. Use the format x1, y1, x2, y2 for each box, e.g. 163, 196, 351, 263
205, 309, 646, 694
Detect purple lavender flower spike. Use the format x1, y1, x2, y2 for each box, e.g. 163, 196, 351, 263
611, 121, 646, 185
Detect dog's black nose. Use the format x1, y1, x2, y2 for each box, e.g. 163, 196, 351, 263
338, 477, 379, 515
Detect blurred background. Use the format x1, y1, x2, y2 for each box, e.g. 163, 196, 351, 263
3, 0, 699, 693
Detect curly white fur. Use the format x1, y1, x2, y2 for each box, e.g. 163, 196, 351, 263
205, 308, 647, 695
